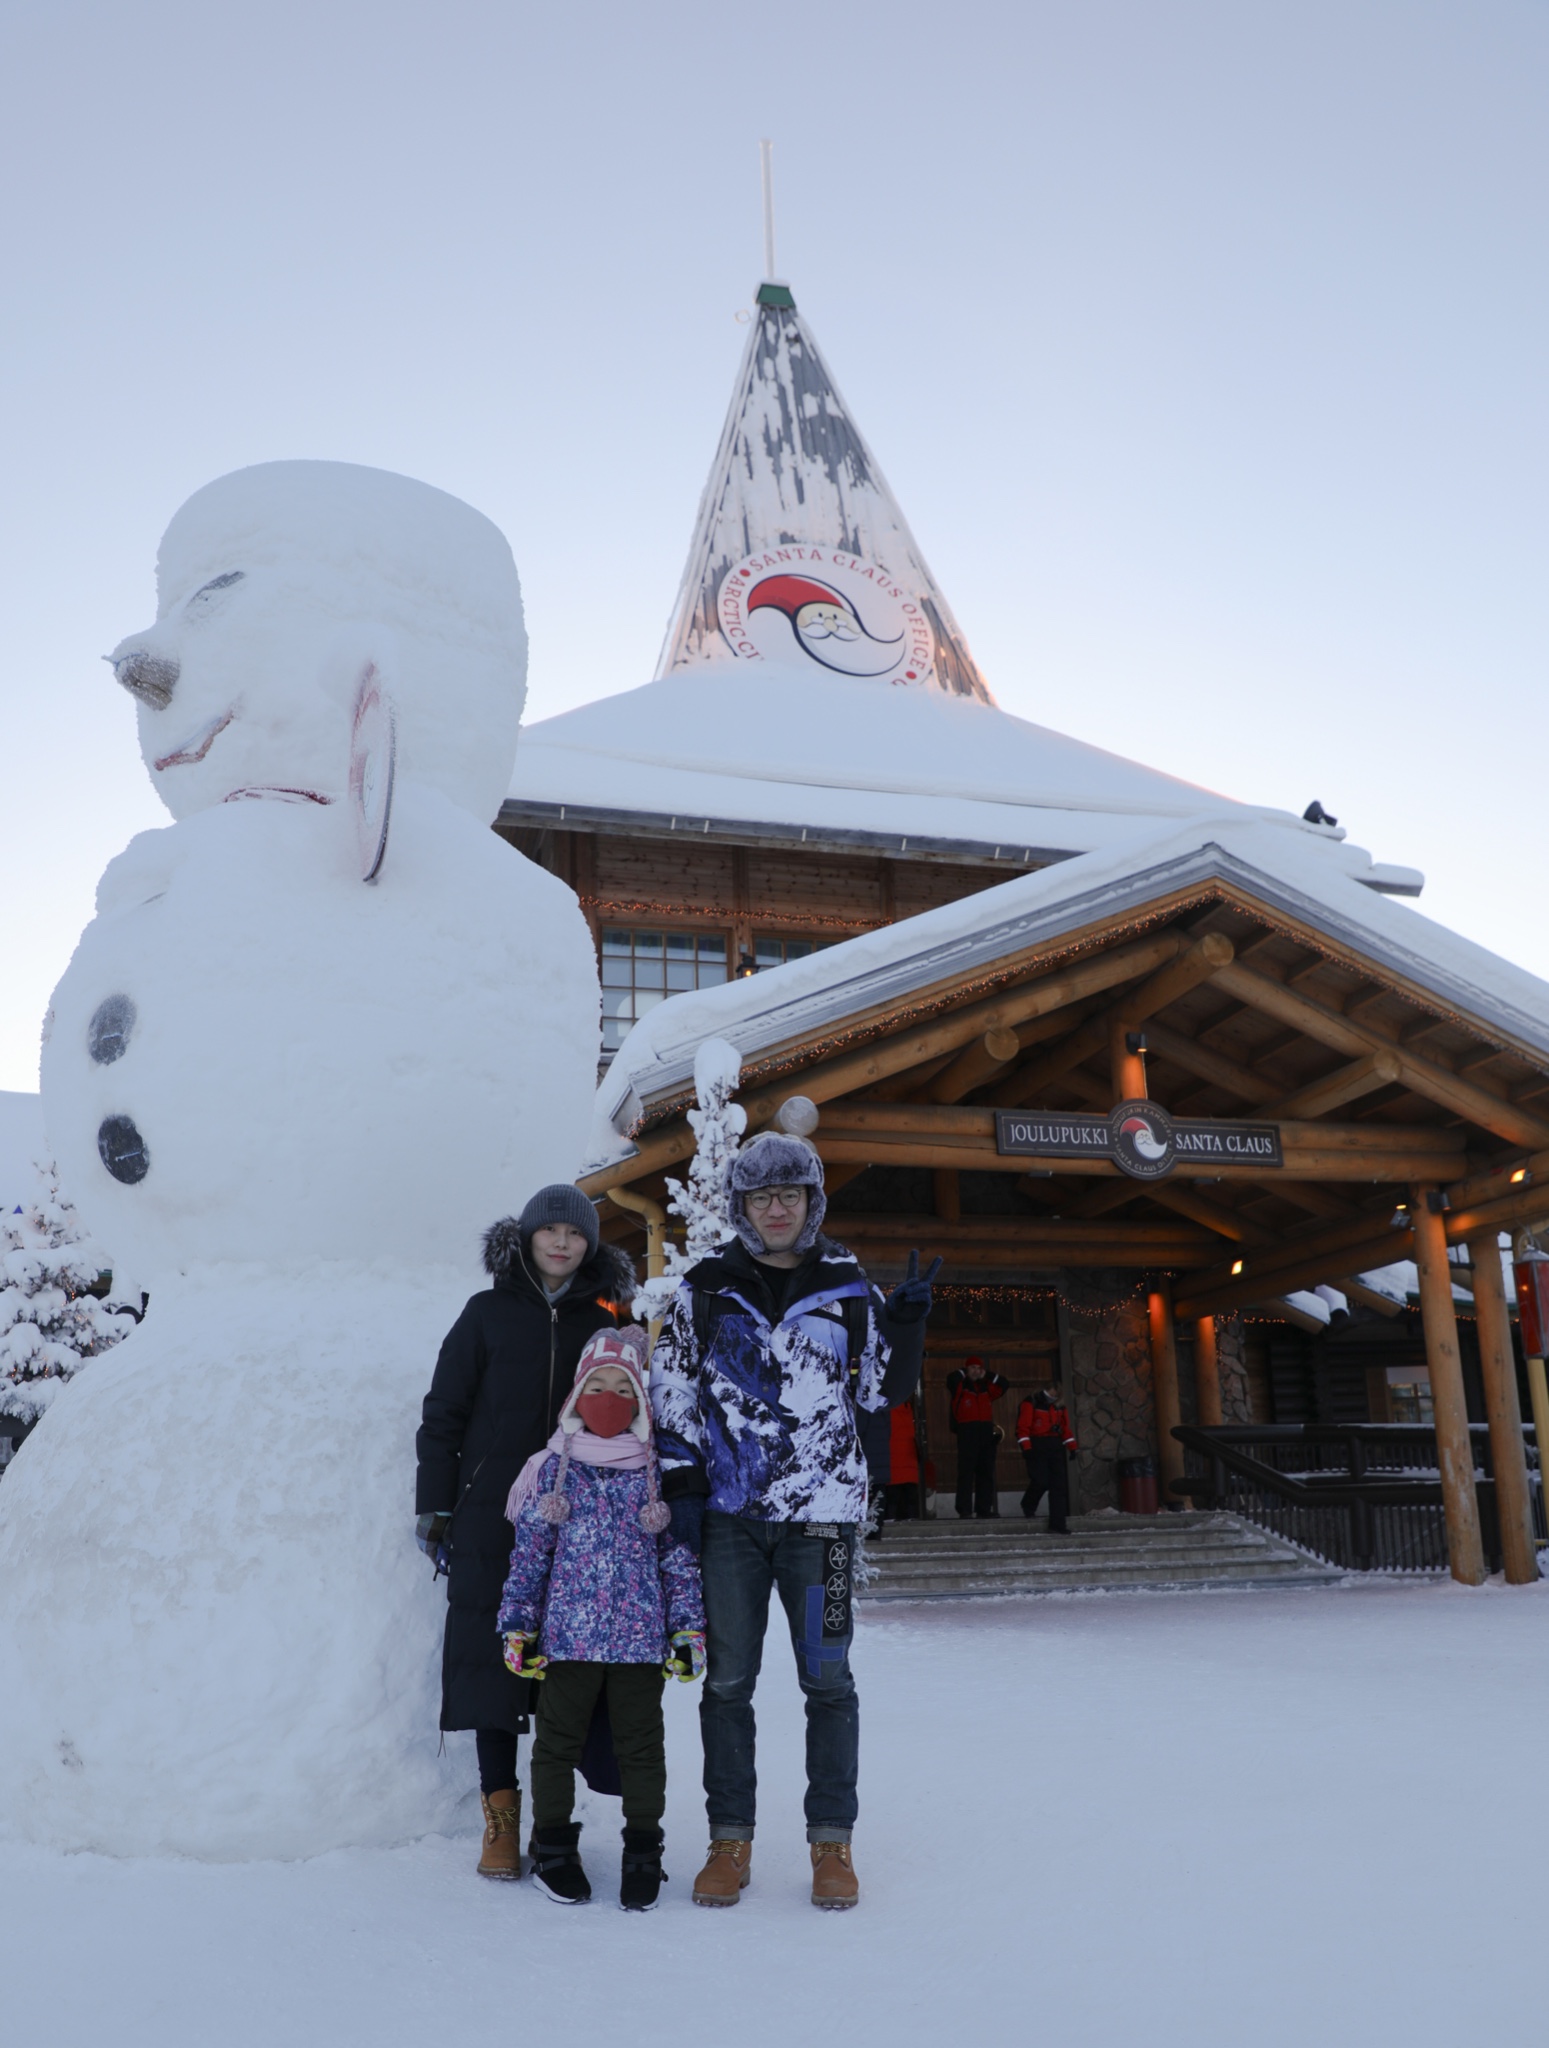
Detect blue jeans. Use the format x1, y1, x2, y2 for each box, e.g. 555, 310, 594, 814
699, 1511, 859, 1843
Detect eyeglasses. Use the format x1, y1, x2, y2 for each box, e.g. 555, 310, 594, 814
745, 1186, 807, 1214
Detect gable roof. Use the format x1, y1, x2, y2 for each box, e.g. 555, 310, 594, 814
584, 808, 1549, 1174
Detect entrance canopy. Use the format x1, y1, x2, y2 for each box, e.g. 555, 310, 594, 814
583, 811, 1549, 1316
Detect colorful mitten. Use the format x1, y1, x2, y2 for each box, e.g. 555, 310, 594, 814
664, 1630, 706, 1682
502, 1632, 548, 1681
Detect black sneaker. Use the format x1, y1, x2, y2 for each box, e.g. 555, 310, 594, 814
620, 1826, 666, 1912
531, 1822, 591, 1905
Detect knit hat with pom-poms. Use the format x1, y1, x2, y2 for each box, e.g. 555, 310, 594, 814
534, 1324, 671, 1535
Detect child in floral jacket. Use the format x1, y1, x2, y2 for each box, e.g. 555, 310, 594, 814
499, 1323, 704, 1910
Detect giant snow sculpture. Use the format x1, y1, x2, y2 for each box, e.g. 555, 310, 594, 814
0, 462, 600, 1858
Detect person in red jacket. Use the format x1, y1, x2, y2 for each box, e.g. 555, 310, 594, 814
1017, 1387, 1077, 1533
946, 1356, 1007, 1518
884, 1398, 922, 1522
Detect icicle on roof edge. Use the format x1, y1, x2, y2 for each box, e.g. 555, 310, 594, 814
654, 282, 994, 705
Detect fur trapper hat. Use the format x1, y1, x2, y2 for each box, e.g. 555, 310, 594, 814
725, 1130, 827, 1255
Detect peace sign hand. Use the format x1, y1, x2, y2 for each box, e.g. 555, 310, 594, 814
884, 1248, 944, 1325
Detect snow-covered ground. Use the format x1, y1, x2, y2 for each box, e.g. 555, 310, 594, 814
4, 1578, 1544, 2047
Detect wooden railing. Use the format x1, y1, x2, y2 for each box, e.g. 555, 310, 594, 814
1171, 1423, 1547, 1575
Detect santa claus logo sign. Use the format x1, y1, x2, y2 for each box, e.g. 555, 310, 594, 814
1108, 1100, 1178, 1181
717, 546, 935, 686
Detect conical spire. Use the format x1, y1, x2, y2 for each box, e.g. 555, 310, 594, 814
655, 283, 994, 704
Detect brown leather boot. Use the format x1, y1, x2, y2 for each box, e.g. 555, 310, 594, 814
691, 1838, 752, 1907
810, 1839, 859, 1910
477, 1788, 523, 1880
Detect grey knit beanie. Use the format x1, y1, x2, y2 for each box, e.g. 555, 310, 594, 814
517, 1183, 600, 1256
725, 1132, 827, 1255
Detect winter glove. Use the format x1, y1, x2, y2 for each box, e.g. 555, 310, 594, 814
415, 1511, 451, 1572
664, 1630, 706, 1682
667, 1494, 706, 1557
502, 1632, 548, 1681
884, 1249, 943, 1325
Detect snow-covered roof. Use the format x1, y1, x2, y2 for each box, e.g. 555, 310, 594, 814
508, 665, 1428, 886
585, 810, 1549, 1173
655, 282, 989, 702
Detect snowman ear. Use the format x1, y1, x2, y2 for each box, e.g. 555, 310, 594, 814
348, 663, 397, 884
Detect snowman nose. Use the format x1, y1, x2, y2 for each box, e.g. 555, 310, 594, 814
108, 649, 180, 710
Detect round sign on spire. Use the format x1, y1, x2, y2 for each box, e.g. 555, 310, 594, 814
717, 548, 935, 686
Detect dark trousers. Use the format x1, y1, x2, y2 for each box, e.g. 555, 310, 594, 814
1021, 1443, 1070, 1531
883, 1482, 921, 1521
954, 1422, 999, 1517
475, 1726, 520, 1795
531, 1662, 667, 1829
700, 1512, 859, 1843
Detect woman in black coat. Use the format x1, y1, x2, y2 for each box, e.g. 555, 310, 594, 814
415, 1184, 634, 1877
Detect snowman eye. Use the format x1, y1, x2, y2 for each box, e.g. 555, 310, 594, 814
186, 571, 245, 611
97, 1116, 150, 1185
88, 994, 136, 1065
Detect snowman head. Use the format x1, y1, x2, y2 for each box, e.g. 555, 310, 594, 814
107, 462, 526, 826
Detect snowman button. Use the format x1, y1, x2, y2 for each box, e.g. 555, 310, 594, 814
88, 995, 137, 1065
97, 1116, 150, 1185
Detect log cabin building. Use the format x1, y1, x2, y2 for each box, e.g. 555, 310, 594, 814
497, 276, 1549, 1585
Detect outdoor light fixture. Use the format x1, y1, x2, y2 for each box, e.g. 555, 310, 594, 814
1230, 1259, 1244, 1276
1511, 1168, 1529, 1184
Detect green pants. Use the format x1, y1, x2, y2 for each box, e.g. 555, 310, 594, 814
530, 1661, 668, 1828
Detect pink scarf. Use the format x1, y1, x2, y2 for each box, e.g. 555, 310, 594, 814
506, 1423, 647, 1521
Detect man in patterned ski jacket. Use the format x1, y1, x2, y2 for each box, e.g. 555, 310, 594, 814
648, 1129, 937, 1912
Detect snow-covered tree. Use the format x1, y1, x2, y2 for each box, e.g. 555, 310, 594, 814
1, 1158, 136, 1424
635, 1037, 747, 1319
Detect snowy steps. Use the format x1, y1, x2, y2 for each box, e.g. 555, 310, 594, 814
859, 1511, 1344, 1601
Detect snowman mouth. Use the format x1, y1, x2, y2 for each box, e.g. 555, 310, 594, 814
154, 707, 236, 772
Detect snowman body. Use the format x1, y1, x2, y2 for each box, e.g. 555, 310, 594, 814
0, 465, 601, 1857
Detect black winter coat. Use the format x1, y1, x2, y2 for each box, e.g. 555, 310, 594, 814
416, 1222, 636, 1733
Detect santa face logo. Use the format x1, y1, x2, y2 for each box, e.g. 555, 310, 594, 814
1108, 1099, 1178, 1181
717, 546, 935, 686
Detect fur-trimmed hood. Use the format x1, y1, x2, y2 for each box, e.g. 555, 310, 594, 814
481, 1217, 636, 1306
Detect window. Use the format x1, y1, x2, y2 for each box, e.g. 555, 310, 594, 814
751, 934, 835, 972
600, 929, 728, 1055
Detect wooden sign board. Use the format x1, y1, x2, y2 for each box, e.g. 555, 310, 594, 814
996, 1101, 1283, 1182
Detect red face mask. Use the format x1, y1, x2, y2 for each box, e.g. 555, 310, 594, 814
575, 1391, 637, 1439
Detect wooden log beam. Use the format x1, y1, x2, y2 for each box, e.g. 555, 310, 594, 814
835, 1228, 1221, 1261
1263, 1049, 1403, 1121
837, 1214, 1222, 1249
1110, 1016, 1147, 1103
1176, 1177, 1549, 1320
1141, 1021, 1278, 1105
814, 1137, 1469, 1183
1411, 1190, 1486, 1585
1467, 1226, 1539, 1585
580, 932, 1188, 1194
926, 1027, 1020, 1104
1149, 1281, 1185, 1504
1212, 961, 1549, 1149
1194, 1316, 1223, 1426
1332, 1275, 1404, 1318
992, 934, 1235, 1109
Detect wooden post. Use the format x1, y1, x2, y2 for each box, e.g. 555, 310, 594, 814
607, 1185, 666, 1341
1466, 1230, 1537, 1584
1148, 1280, 1184, 1510
1410, 1189, 1486, 1585
1512, 1234, 1549, 1562
933, 1169, 961, 1224
1195, 1315, 1223, 1427
1110, 1018, 1148, 1103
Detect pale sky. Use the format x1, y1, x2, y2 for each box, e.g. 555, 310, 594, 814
2, 0, 1544, 1093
